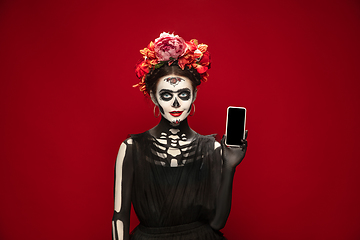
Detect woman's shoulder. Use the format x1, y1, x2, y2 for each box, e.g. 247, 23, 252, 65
130, 130, 150, 138
118, 131, 147, 148
196, 133, 221, 150
197, 133, 217, 139
123, 131, 152, 146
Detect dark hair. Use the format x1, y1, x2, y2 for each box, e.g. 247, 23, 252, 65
145, 61, 201, 94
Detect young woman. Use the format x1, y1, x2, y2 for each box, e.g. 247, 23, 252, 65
112, 33, 247, 240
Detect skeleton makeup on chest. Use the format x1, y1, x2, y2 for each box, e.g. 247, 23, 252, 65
150, 128, 197, 167
151, 75, 196, 126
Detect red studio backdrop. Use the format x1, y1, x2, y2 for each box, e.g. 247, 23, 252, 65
1, 0, 360, 239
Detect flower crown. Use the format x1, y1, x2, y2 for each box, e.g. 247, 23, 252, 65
134, 32, 211, 95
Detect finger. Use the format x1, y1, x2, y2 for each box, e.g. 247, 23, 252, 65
221, 135, 226, 151
221, 135, 226, 145
221, 135, 232, 147
240, 139, 247, 149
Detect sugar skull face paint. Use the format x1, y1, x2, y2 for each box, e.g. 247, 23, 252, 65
152, 75, 195, 126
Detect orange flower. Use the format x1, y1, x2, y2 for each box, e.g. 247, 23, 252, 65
186, 40, 198, 52
197, 44, 208, 53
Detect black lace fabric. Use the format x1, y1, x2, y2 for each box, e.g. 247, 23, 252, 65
129, 131, 226, 240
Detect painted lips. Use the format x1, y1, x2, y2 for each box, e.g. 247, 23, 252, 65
170, 111, 183, 117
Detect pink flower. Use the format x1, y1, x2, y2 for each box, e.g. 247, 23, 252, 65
154, 32, 187, 62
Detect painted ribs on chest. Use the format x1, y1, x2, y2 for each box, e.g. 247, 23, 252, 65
149, 129, 198, 167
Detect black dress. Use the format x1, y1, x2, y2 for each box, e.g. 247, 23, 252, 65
129, 131, 226, 240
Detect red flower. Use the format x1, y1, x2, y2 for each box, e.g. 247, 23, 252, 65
198, 51, 210, 65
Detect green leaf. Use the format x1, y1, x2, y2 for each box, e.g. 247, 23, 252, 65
154, 63, 164, 69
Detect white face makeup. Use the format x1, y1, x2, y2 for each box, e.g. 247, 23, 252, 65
152, 75, 195, 126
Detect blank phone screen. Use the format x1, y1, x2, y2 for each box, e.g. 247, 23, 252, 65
226, 107, 246, 146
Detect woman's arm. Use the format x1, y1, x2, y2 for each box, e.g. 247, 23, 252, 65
112, 139, 133, 240
210, 132, 248, 230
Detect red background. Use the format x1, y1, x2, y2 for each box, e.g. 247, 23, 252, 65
1, 0, 360, 239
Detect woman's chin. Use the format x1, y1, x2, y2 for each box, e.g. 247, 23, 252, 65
170, 119, 181, 126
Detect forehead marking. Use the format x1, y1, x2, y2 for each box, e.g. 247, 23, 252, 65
164, 77, 184, 87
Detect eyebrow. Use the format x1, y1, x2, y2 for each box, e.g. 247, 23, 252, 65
159, 88, 191, 94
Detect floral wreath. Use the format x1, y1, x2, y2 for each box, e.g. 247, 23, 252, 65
134, 32, 211, 95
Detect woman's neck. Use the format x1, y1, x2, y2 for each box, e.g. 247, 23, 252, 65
149, 117, 196, 140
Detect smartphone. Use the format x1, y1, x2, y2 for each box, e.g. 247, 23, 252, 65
225, 106, 247, 146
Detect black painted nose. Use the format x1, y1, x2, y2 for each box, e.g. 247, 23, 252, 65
172, 98, 180, 108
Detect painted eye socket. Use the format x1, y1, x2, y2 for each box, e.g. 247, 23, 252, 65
178, 91, 191, 100
160, 92, 173, 101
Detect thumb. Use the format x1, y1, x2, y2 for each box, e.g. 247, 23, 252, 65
221, 135, 227, 152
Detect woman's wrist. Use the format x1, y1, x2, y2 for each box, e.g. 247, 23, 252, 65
222, 162, 237, 173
